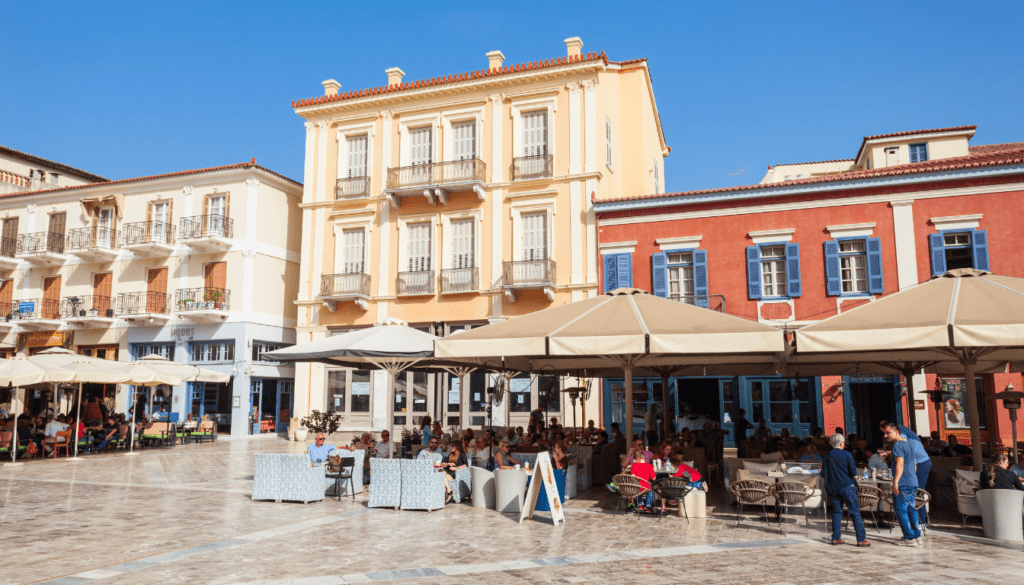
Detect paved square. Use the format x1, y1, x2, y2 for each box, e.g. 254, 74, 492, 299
2, 439, 1021, 585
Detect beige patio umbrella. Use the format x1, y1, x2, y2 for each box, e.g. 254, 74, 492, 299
434, 288, 787, 445
794, 269, 1024, 471
0, 358, 79, 465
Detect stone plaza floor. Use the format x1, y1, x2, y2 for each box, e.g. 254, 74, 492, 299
2, 438, 1021, 585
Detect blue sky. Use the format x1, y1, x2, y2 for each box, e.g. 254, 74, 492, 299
2, 1, 1021, 192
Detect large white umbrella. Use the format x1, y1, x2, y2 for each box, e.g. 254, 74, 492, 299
1, 359, 79, 465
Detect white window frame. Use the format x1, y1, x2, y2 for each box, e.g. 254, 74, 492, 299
335, 120, 376, 182
398, 113, 441, 167
510, 96, 557, 160
666, 251, 695, 300
838, 239, 868, 294
759, 245, 788, 298
440, 210, 483, 271
397, 213, 439, 275
440, 105, 485, 162
605, 116, 613, 171
332, 217, 372, 275
510, 197, 556, 262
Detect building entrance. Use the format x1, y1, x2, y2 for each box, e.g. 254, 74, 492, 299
850, 381, 901, 449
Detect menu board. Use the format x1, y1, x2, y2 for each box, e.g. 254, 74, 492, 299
519, 451, 565, 526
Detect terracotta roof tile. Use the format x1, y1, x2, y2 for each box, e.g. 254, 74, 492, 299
969, 142, 1024, 154
771, 158, 855, 168
0, 144, 108, 183
855, 125, 977, 162
0, 159, 300, 200
598, 143, 1024, 207
292, 51, 613, 108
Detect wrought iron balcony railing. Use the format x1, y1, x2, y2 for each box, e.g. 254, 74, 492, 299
511, 154, 553, 181
117, 291, 172, 315
396, 271, 435, 296
17, 232, 64, 255
440, 267, 478, 294
66, 227, 118, 251
8, 298, 61, 320
669, 294, 727, 313
503, 259, 556, 287
336, 176, 371, 199
176, 287, 230, 311
180, 215, 233, 239
122, 220, 176, 246
320, 273, 370, 297
0, 237, 16, 259
386, 159, 486, 190
62, 295, 115, 318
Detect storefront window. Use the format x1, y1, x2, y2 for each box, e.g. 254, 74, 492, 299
509, 375, 531, 413
350, 370, 370, 412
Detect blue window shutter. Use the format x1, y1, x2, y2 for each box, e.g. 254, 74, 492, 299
929, 233, 946, 276
693, 249, 709, 308
785, 242, 802, 297
602, 254, 617, 293
823, 241, 841, 296
972, 229, 990, 271
746, 246, 762, 300
651, 253, 668, 297
616, 253, 633, 289
867, 237, 884, 294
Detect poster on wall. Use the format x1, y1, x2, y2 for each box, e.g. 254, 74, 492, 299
448, 378, 460, 403
942, 377, 986, 430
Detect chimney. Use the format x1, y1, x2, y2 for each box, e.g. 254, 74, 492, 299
564, 37, 583, 58
322, 79, 340, 96
386, 67, 405, 87
487, 50, 505, 71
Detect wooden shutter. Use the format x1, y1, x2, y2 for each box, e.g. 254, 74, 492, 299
523, 111, 548, 156
48, 212, 65, 235
615, 253, 632, 289
867, 237, 885, 294
408, 222, 431, 272
410, 127, 432, 166
522, 212, 547, 261
746, 246, 762, 300
823, 240, 841, 296
929, 233, 946, 276
343, 228, 365, 274
452, 122, 475, 161
147, 268, 168, 313
451, 218, 474, 269
0, 280, 12, 310
43, 276, 60, 319
972, 229, 990, 271
93, 273, 112, 314
603, 255, 618, 293
348, 135, 368, 177
650, 253, 668, 297
785, 242, 802, 297
693, 249, 709, 307
205, 262, 227, 289
1, 218, 17, 257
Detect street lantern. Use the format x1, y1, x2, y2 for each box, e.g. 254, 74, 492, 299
922, 376, 948, 439
987, 383, 1024, 465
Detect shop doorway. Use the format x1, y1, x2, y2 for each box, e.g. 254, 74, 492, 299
850, 381, 901, 449
249, 378, 294, 434
675, 378, 720, 422
189, 380, 233, 434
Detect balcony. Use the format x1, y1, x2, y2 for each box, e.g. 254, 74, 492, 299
383, 159, 486, 207
511, 154, 553, 181
62, 295, 116, 327
336, 176, 371, 199
319, 272, 370, 311
0, 237, 19, 269
440, 267, 478, 295
176, 287, 230, 322
66, 227, 120, 262
0, 302, 14, 330
180, 215, 233, 252
123, 221, 176, 257
116, 291, 173, 324
16, 232, 66, 266
669, 294, 727, 313
502, 259, 556, 302
396, 271, 435, 297
7, 299, 62, 329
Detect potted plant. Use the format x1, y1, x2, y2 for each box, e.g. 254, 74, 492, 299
209, 290, 223, 310
401, 426, 422, 453
299, 410, 342, 442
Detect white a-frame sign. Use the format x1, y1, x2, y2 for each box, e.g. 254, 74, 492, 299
519, 451, 566, 526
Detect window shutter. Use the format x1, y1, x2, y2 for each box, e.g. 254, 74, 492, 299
411, 127, 432, 166
348, 135, 368, 177
746, 246, 762, 300
522, 212, 547, 261
605, 119, 612, 168
616, 253, 632, 289
972, 229, 990, 271
866, 237, 884, 294
453, 122, 475, 161
785, 242, 802, 297
523, 111, 547, 156
651, 253, 668, 297
823, 240, 841, 296
408, 223, 431, 271
693, 249, 709, 307
603, 255, 618, 293
452, 218, 474, 269
929, 233, 946, 276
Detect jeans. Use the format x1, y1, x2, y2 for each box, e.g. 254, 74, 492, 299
915, 458, 931, 526
894, 483, 921, 540
830, 484, 866, 542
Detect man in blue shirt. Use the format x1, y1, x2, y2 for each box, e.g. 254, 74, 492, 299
822, 434, 870, 547
307, 433, 336, 467
881, 420, 931, 530
417, 436, 443, 463
883, 422, 922, 546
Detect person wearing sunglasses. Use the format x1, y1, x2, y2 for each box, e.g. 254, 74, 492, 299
307, 433, 337, 468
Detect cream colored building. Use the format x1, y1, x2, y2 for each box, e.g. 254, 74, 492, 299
291, 37, 668, 435
0, 160, 302, 438
1, 145, 108, 195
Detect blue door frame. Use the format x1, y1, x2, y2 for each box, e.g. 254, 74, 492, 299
842, 375, 902, 436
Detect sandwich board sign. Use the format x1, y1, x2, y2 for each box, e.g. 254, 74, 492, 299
519, 451, 565, 526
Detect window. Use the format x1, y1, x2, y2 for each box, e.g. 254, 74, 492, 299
1, 217, 18, 257
133, 342, 173, 360
451, 218, 474, 268
189, 340, 235, 363
839, 240, 867, 293
929, 230, 989, 275
452, 121, 476, 161
151, 201, 170, 243
522, 211, 547, 260
746, 243, 801, 300
469, 373, 488, 412
409, 127, 432, 166
667, 251, 695, 301
407, 222, 432, 271
653, 160, 660, 194
509, 374, 531, 413
347, 135, 368, 177
605, 118, 613, 169
522, 111, 548, 157
909, 142, 928, 163
342, 228, 365, 274
209, 194, 226, 217
252, 341, 290, 362
825, 238, 883, 296
651, 249, 708, 305
602, 253, 633, 292
539, 375, 560, 412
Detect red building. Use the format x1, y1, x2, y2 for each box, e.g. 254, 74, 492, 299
594, 126, 1024, 451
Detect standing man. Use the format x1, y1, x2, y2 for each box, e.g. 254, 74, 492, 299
882, 422, 922, 546
880, 420, 931, 532
307, 433, 336, 467
733, 409, 753, 457
822, 433, 870, 547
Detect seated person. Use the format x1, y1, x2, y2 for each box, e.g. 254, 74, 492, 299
1011, 462, 1024, 479
678, 428, 695, 448
584, 420, 598, 434
625, 437, 653, 468
629, 460, 657, 510
439, 440, 468, 503
609, 422, 622, 439
505, 427, 520, 446
42, 415, 69, 455
760, 438, 783, 462
552, 442, 570, 470
372, 430, 394, 459
778, 428, 796, 447
655, 441, 677, 465
95, 417, 120, 451
672, 460, 704, 489
417, 437, 444, 463
928, 431, 948, 453
867, 446, 890, 471
798, 443, 823, 463
493, 440, 521, 469
981, 453, 1024, 491
944, 435, 972, 457
851, 439, 871, 467
307, 433, 337, 467
471, 438, 491, 468
592, 431, 610, 451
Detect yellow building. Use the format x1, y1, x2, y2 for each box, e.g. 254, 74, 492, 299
291, 37, 668, 435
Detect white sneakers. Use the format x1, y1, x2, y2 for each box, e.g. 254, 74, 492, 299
895, 537, 920, 547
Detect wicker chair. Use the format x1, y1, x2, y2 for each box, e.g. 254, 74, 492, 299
844, 484, 884, 533
880, 488, 931, 533
730, 479, 773, 525
653, 477, 694, 522
771, 481, 815, 527
612, 473, 650, 516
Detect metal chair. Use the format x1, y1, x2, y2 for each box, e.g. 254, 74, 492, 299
653, 476, 694, 522
771, 481, 814, 528
845, 484, 884, 533
326, 456, 355, 501
730, 479, 773, 525
612, 473, 650, 516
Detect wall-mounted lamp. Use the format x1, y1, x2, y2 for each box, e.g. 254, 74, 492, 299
834, 379, 845, 396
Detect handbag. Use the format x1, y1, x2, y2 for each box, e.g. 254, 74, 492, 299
327, 454, 343, 473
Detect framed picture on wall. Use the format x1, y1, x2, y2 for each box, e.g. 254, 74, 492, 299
941, 377, 986, 430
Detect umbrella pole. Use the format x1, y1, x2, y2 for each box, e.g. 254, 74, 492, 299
72, 382, 83, 459
128, 386, 141, 455
963, 362, 984, 472
9, 388, 17, 465
661, 373, 671, 443
904, 370, 918, 435
624, 366, 634, 447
